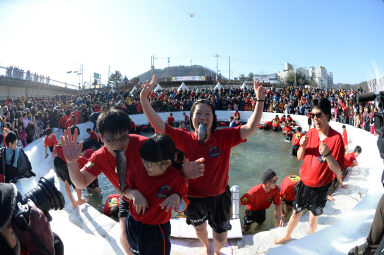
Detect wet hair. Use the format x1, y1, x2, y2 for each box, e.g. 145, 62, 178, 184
70, 125, 80, 135
97, 108, 132, 136
45, 128, 52, 136
110, 206, 119, 220
354, 145, 362, 154
297, 127, 302, 132
140, 134, 184, 170
342, 125, 346, 129
86, 128, 91, 132
5, 131, 17, 146
189, 99, 217, 132
311, 98, 332, 121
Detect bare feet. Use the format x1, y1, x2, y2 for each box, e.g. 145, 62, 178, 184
327, 195, 335, 202
199, 245, 210, 255
274, 236, 290, 244
71, 201, 78, 209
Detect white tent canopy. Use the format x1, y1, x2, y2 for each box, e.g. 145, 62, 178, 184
178, 82, 189, 91
214, 82, 223, 90
154, 83, 162, 92
241, 82, 249, 90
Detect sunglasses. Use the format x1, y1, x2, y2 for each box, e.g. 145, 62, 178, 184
310, 112, 323, 119
141, 158, 168, 168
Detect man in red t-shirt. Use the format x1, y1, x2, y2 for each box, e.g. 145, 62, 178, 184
279, 175, 300, 216
275, 98, 347, 245
240, 169, 283, 232
343, 145, 362, 178
167, 112, 175, 127
291, 127, 303, 157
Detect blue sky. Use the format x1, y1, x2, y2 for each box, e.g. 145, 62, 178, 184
0, 0, 383, 85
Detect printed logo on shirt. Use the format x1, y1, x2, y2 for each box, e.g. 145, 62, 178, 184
208, 146, 221, 158
85, 161, 95, 169
241, 196, 248, 203
157, 185, 171, 199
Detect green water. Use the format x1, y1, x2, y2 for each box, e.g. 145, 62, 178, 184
85, 129, 302, 234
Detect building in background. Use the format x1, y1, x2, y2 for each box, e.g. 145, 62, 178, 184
253, 73, 282, 86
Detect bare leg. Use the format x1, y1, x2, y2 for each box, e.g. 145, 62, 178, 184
75, 188, 87, 205
308, 212, 318, 234
274, 210, 303, 244
194, 222, 210, 255
213, 231, 227, 255
64, 181, 77, 208
119, 217, 132, 255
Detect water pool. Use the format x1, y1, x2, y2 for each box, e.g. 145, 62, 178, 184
85, 129, 302, 234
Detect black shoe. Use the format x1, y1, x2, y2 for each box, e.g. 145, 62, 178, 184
348, 241, 371, 255
242, 224, 251, 233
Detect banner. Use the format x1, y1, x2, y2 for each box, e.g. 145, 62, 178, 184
171, 76, 206, 82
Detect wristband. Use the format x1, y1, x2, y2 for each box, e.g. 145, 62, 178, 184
323, 151, 331, 157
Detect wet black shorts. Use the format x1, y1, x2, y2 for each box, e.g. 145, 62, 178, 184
87, 177, 99, 189
185, 186, 232, 233
48, 146, 54, 152
53, 157, 75, 188
125, 213, 171, 255
119, 197, 130, 218
293, 181, 332, 216
243, 209, 266, 225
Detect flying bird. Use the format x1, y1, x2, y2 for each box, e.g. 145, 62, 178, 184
188, 13, 195, 18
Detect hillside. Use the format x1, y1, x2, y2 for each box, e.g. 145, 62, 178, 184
132, 65, 225, 82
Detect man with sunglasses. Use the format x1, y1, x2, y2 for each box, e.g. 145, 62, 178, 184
275, 98, 346, 244
240, 169, 284, 232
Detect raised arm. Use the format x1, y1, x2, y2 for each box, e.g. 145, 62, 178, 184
240, 80, 265, 140
140, 75, 166, 134
60, 127, 96, 188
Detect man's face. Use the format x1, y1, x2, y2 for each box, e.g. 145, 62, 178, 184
101, 131, 130, 154
9, 141, 17, 150
311, 108, 329, 132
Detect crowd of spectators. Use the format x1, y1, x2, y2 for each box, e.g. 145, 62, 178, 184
0, 84, 378, 148
5, 65, 50, 84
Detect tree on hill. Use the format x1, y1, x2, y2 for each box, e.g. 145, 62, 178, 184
239, 74, 246, 82
247, 72, 254, 81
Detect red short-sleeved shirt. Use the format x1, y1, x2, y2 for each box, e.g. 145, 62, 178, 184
342, 129, 348, 147
280, 175, 301, 202
292, 132, 303, 146
103, 194, 120, 216
344, 152, 356, 169
299, 127, 345, 187
126, 164, 189, 225
240, 184, 281, 211
44, 134, 57, 148
164, 124, 246, 197
167, 116, 175, 125
283, 126, 292, 135
81, 134, 148, 191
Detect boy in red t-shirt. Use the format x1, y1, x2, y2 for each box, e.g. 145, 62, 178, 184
343, 145, 362, 178
44, 128, 57, 159
240, 169, 283, 232
167, 112, 175, 127
124, 134, 189, 255
279, 175, 300, 216
342, 125, 348, 151
291, 127, 303, 157
103, 193, 120, 220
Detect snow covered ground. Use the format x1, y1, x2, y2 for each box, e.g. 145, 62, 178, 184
15, 111, 383, 255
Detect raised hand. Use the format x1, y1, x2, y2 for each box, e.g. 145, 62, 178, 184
254, 79, 265, 100
160, 193, 180, 212
319, 142, 330, 156
140, 75, 157, 101
60, 127, 83, 164
182, 157, 205, 179
299, 135, 309, 148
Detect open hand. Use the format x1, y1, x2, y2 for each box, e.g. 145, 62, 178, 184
140, 75, 157, 101
60, 127, 83, 163
254, 80, 265, 100
132, 190, 148, 215
160, 194, 180, 212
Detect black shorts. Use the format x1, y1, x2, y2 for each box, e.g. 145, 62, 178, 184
125, 213, 171, 255
291, 145, 299, 156
53, 157, 75, 188
48, 146, 54, 152
185, 186, 232, 233
293, 181, 332, 216
119, 197, 130, 218
243, 209, 266, 225
87, 177, 99, 189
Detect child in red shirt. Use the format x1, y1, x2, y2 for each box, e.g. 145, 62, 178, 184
342, 125, 348, 151
240, 169, 283, 232
343, 145, 362, 178
124, 134, 189, 255
44, 128, 57, 159
279, 175, 300, 216
291, 127, 303, 157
